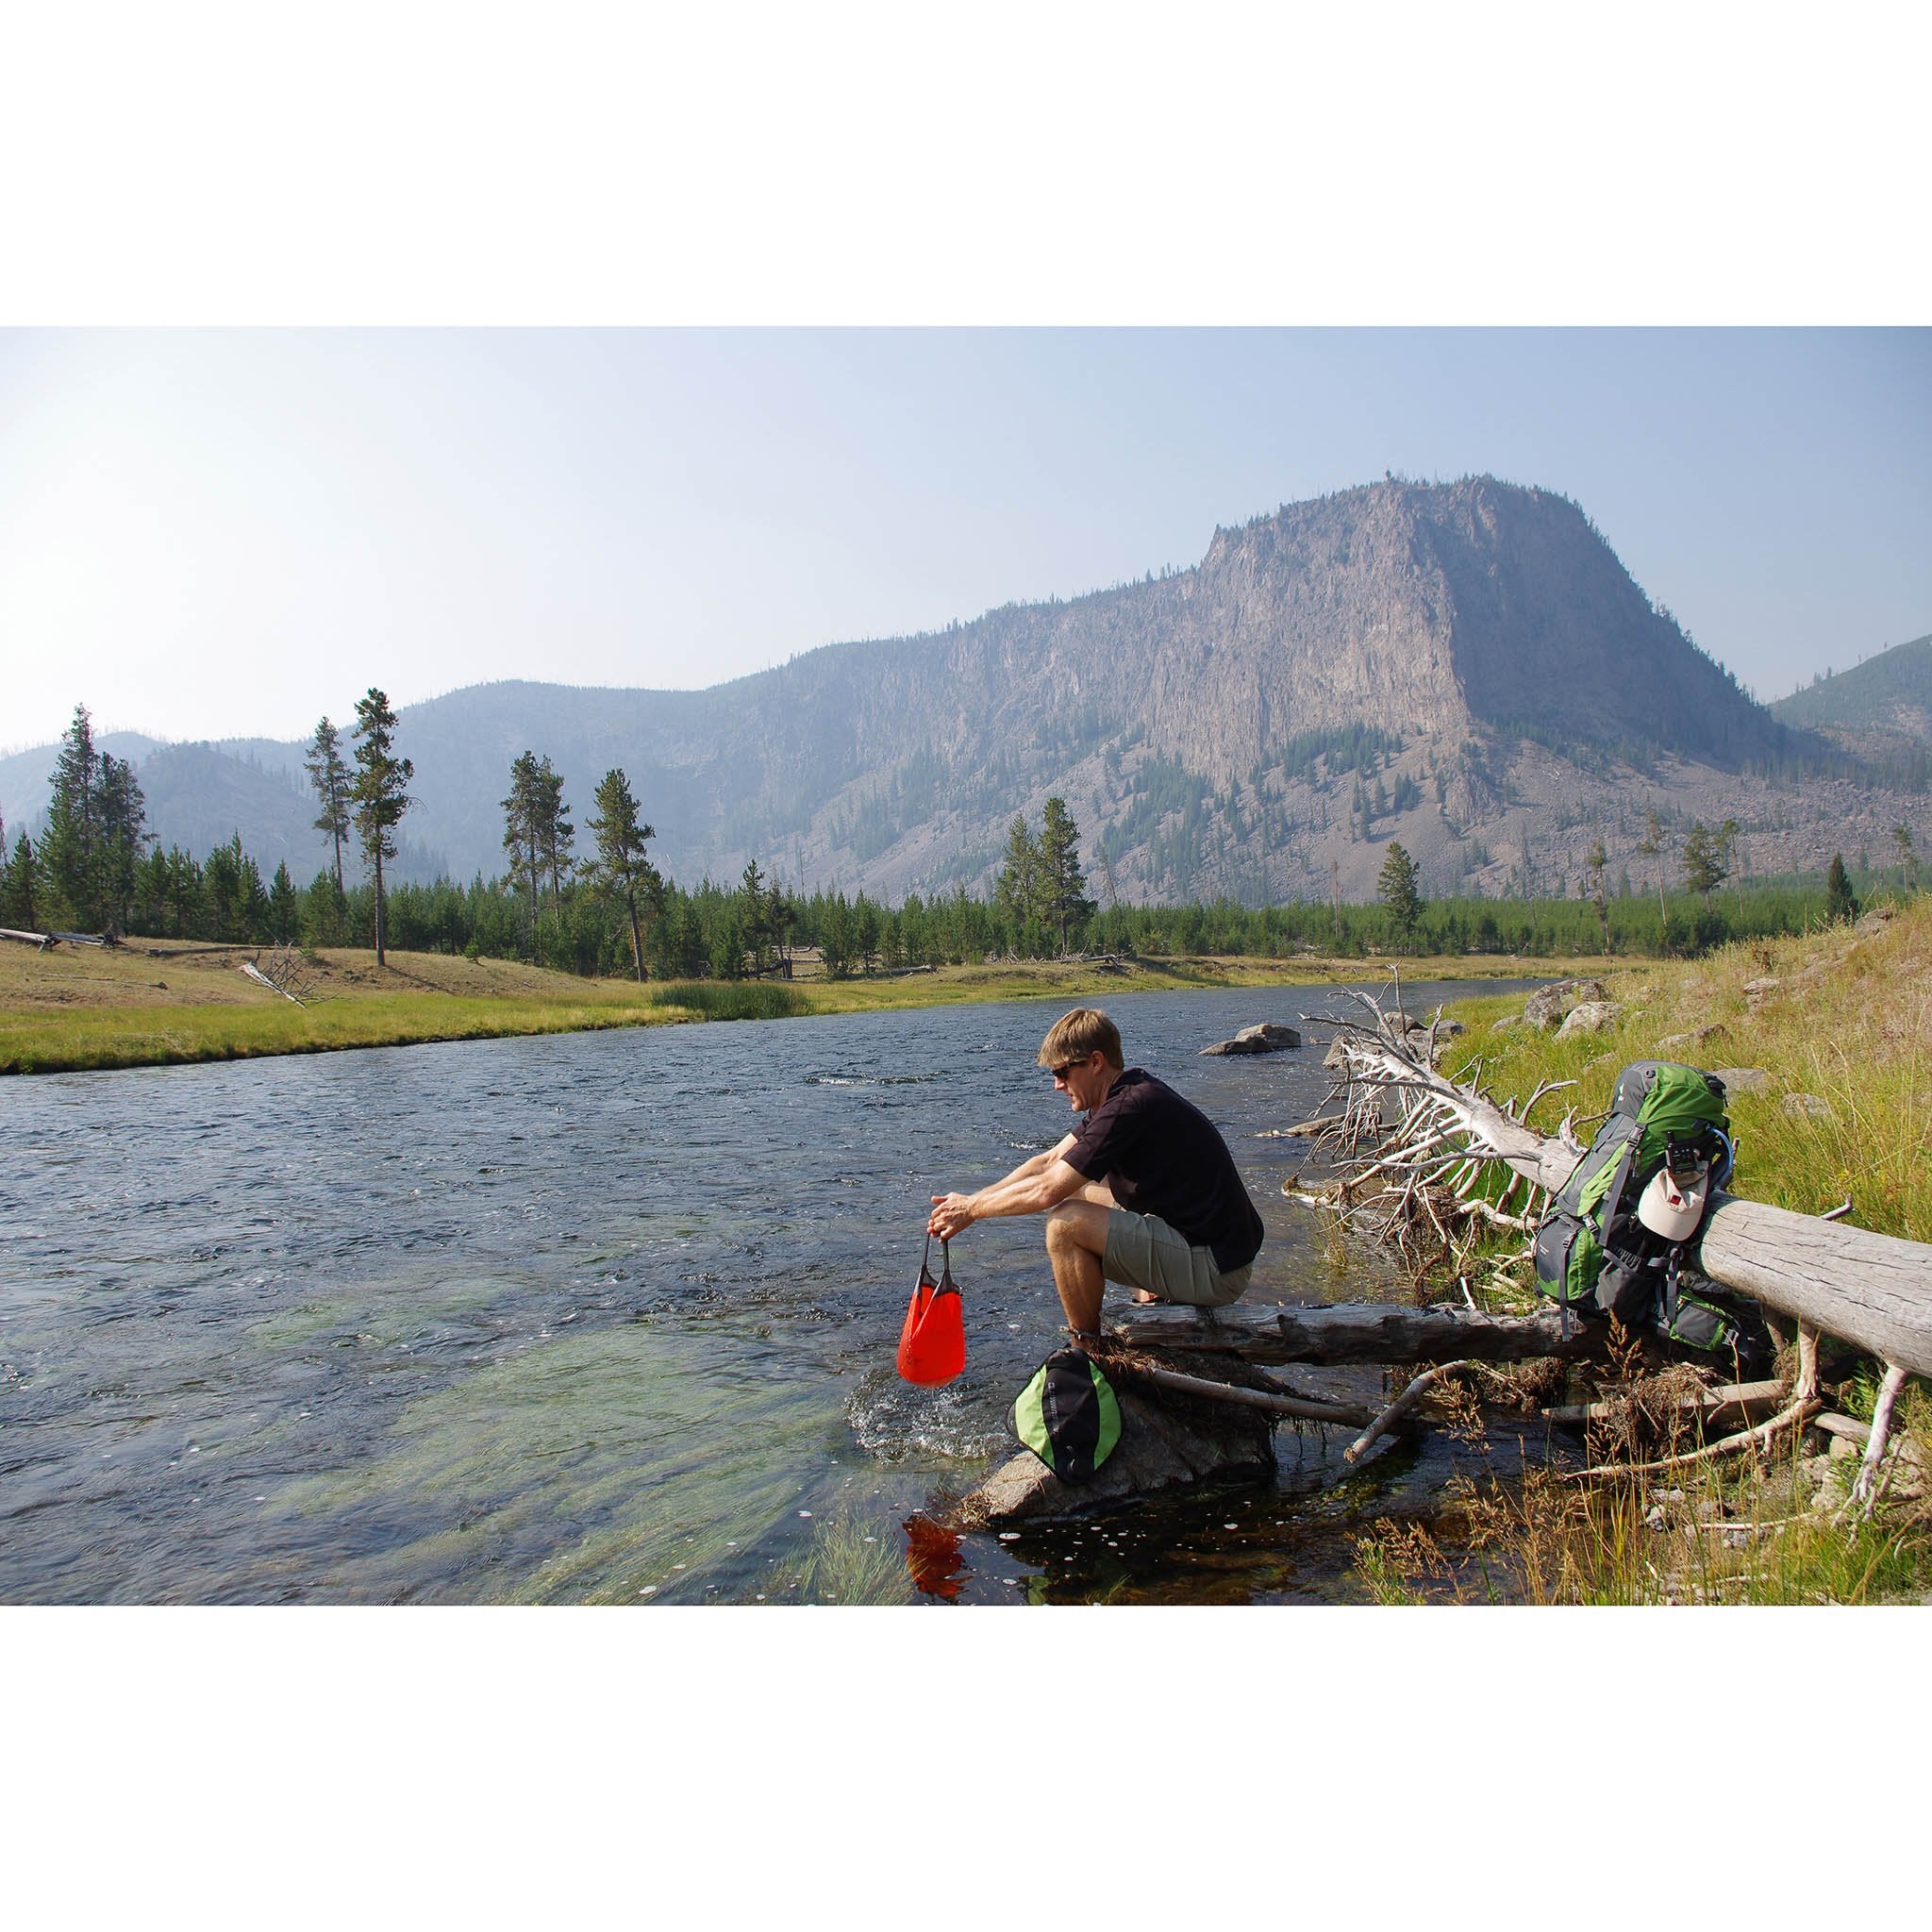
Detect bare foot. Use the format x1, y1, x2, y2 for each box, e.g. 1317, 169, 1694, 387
1131, 1291, 1165, 1306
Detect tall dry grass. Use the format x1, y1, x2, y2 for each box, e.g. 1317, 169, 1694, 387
1442, 896, 1932, 1242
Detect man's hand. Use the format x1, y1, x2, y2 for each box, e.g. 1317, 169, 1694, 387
928, 1192, 976, 1241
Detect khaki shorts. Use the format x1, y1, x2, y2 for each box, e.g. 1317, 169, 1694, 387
1102, 1208, 1253, 1308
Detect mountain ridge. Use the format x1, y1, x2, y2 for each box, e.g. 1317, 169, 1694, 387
5, 476, 1928, 904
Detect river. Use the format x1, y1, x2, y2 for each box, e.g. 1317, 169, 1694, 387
0, 980, 1530, 1605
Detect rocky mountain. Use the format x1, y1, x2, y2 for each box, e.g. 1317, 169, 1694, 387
6, 476, 1928, 903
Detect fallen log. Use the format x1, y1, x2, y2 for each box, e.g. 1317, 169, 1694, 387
1336, 1033, 1932, 1380
241, 959, 307, 1006
1110, 1299, 1597, 1365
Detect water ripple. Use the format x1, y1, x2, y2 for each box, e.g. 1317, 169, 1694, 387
0, 979, 1515, 1603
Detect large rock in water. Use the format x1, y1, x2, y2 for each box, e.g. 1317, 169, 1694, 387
1201, 1022, 1302, 1056
944, 1370, 1274, 1530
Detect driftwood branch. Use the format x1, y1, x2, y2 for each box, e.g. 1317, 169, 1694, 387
1852, 1362, 1911, 1511
1345, 1360, 1475, 1464
1123, 1361, 1370, 1428
1564, 1394, 1824, 1481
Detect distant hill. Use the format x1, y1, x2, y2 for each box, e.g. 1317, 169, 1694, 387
1773, 634, 1932, 736
6, 476, 1929, 902
1771, 634, 1932, 796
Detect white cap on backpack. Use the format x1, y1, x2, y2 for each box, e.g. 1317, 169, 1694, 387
1638, 1166, 1707, 1241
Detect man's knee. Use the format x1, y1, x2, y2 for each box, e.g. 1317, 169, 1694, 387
1044, 1201, 1107, 1256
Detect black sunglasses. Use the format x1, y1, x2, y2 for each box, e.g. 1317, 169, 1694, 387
1050, 1056, 1091, 1080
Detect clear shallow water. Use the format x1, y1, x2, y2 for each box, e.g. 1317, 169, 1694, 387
0, 981, 1524, 1605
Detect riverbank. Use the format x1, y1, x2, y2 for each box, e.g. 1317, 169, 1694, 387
0, 936, 1582, 1074
1357, 895, 1932, 1605
0, 941, 676, 1074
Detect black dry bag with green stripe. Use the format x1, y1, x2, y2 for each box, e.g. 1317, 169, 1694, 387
1012, 1348, 1123, 1485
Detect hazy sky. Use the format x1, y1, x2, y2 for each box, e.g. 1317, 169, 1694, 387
2, 325, 1926, 755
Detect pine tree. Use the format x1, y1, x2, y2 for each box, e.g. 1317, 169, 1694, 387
203, 835, 244, 939
853, 893, 880, 974
1037, 795, 1093, 955
351, 688, 414, 966
819, 892, 854, 979
501, 751, 542, 928
305, 717, 352, 892
1637, 809, 1669, 924
0, 829, 37, 931
536, 757, 574, 914
1681, 821, 1728, 909
768, 880, 796, 973
739, 858, 773, 974
269, 861, 299, 942
1586, 837, 1610, 956
41, 704, 102, 928
994, 813, 1039, 938
1824, 852, 1858, 924
582, 767, 660, 981
305, 868, 349, 947
95, 753, 148, 937
709, 903, 745, 981
1376, 841, 1422, 944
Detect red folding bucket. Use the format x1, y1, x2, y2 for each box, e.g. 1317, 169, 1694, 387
897, 1235, 965, 1386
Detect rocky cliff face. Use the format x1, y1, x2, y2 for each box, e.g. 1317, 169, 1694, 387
8, 476, 1925, 903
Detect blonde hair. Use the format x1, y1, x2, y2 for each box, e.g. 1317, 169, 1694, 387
1037, 1008, 1124, 1072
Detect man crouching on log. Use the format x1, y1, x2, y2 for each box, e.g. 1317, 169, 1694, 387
928, 1008, 1264, 1342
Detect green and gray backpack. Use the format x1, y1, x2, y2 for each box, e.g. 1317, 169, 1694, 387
1013, 1348, 1123, 1485
1533, 1060, 1765, 1368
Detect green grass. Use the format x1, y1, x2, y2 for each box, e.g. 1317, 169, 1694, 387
0, 990, 685, 1074
645, 980, 808, 1021
1440, 897, 1932, 1242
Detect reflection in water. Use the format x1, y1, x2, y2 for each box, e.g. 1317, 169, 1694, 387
903, 1515, 968, 1600
0, 980, 1523, 1604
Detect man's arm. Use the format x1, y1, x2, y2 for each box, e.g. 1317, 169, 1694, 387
929, 1134, 1085, 1240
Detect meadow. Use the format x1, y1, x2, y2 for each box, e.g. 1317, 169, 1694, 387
0, 935, 1582, 1075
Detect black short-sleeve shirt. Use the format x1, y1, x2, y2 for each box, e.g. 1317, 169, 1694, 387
1062, 1068, 1264, 1274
